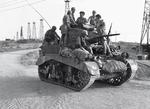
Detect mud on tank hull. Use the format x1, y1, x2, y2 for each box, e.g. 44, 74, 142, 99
36, 52, 138, 91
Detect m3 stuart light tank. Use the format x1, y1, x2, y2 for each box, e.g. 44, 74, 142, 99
36, 27, 138, 91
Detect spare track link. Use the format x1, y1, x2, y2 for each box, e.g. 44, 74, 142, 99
38, 59, 95, 91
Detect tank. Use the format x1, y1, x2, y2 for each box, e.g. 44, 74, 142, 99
36, 28, 138, 91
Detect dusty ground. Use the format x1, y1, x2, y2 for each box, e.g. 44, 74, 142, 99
0, 41, 41, 52
0, 49, 150, 109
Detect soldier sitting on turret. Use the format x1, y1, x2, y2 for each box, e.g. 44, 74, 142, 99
88, 10, 97, 26
76, 11, 87, 29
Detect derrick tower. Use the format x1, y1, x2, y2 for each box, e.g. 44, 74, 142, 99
140, 0, 150, 45
32, 22, 37, 39
65, 0, 70, 14
27, 22, 31, 39
16, 31, 19, 40
20, 26, 24, 39
39, 19, 44, 40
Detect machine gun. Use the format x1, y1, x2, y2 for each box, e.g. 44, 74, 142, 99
86, 33, 120, 44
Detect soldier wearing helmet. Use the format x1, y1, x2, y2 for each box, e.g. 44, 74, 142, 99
44, 26, 60, 45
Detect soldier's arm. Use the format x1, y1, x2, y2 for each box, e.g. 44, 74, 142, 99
88, 16, 91, 23
55, 32, 60, 40
76, 18, 79, 24
85, 18, 88, 24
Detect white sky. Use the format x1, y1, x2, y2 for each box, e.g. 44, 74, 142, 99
0, 0, 145, 42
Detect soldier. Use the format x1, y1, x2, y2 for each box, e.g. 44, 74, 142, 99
70, 7, 77, 28
66, 10, 77, 28
72, 30, 94, 61
76, 11, 87, 28
88, 10, 96, 26
71, 7, 76, 21
60, 11, 72, 46
44, 26, 60, 45
95, 14, 106, 35
95, 14, 112, 56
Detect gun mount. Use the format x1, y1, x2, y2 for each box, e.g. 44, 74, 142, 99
87, 33, 120, 44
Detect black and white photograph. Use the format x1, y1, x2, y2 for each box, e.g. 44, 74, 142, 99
0, 0, 150, 109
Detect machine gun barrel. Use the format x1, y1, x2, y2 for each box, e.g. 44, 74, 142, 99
87, 33, 120, 44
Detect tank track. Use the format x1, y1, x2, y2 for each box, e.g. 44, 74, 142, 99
102, 60, 133, 86
38, 59, 96, 91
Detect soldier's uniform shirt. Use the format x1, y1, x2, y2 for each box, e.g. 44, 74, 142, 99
95, 19, 106, 35
71, 13, 75, 21
88, 16, 96, 26
60, 24, 68, 35
76, 17, 87, 25
44, 29, 59, 43
63, 15, 71, 26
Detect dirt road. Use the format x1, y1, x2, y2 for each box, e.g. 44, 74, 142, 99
0, 49, 150, 109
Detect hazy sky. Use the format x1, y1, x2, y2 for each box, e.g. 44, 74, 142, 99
0, 0, 145, 42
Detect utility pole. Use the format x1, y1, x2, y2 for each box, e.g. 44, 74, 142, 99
39, 19, 44, 40
32, 22, 37, 39
27, 22, 31, 39
65, 0, 70, 14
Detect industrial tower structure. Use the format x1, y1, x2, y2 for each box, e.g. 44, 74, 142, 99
27, 22, 31, 39
32, 22, 37, 39
140, 0, 150, 52
39, 19, 44, 40
140, 0, 150, 45
20, 26, 24, 39
16, 31, 19, 40
65, 0, 70, 14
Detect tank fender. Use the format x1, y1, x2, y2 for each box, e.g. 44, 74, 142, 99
126, 59, 138, 80
36, 56, 47, 65
84, 61, 100, 78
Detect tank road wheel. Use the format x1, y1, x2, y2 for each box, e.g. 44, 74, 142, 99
38, 62, 50, 81
38, 60, 64, 82
38, 60, 96, 91
106, 72, 127, 86
106, 61, 134, 86
70, 68, 95, 91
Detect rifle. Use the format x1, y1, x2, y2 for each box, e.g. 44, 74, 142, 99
86, 33, 120, 44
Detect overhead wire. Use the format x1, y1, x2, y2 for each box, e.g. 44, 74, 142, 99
0, 0, 29, 9
0, 0, 45, 13
0, 0, 20, 6
0, 0, 51, 28
25, 0, 51, 28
